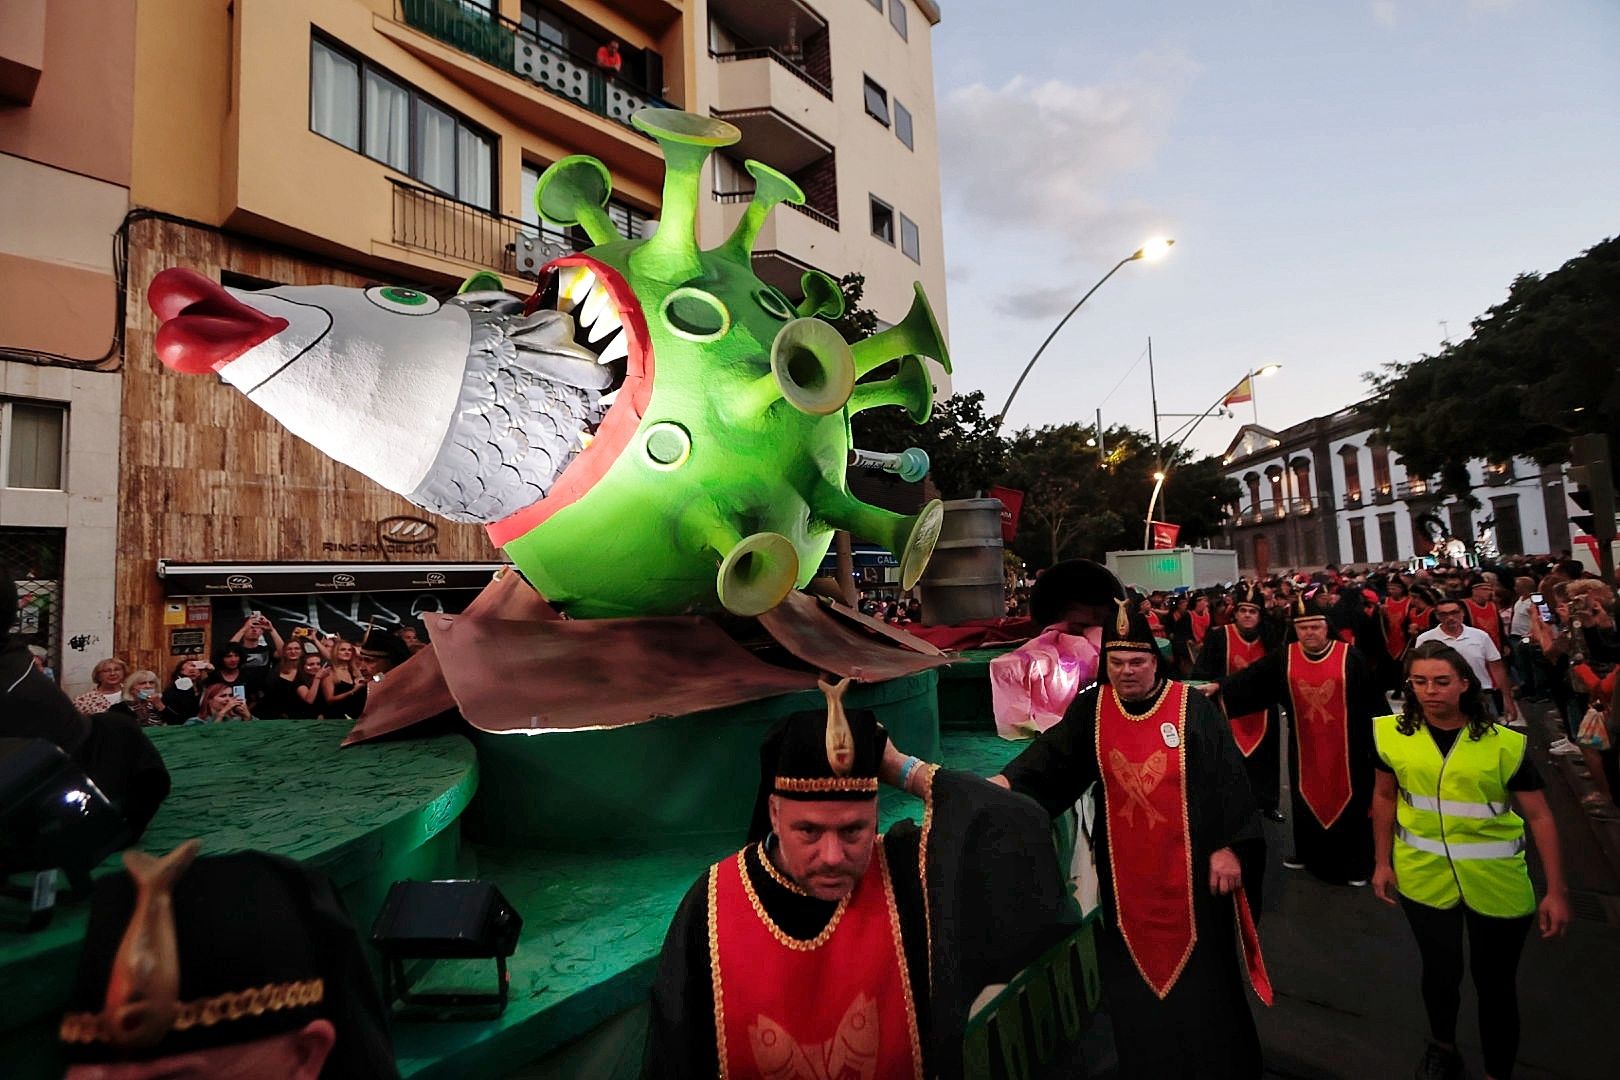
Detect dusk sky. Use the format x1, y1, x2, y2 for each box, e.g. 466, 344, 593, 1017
930, 0, 1620, 459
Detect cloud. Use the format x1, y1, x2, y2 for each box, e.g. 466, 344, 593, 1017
1372, 1, 1398, 27
937, 52, 1197, 316
992, 284, 1091, 321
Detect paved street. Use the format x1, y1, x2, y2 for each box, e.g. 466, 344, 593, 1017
1252, 701, 1619, 1080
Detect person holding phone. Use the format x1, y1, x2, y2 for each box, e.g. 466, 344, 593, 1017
229, 612, 283, 692
1372, 640, 1569, 1080
192, 682, 252, 724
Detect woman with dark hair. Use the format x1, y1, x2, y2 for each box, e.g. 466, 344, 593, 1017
162, 658, 205, 720
207, 644, 250, 698
1371, 640, 1570, 1080
256, 639, 308, 719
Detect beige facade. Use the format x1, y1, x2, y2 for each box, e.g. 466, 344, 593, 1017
0, 0, 134, 690
694, 0, 950, 389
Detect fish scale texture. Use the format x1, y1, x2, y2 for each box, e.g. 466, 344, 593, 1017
410, 306, 605, 523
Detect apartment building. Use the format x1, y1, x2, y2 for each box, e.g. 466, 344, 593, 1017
0, 0, 133, 688
1222, 404, 1571, 574
695, 0, 950, 387
105, 0, 951, 676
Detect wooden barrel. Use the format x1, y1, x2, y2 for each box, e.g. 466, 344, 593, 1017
920, 498, 1007, 625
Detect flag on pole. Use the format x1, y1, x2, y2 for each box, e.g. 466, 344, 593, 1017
1223, 377, 1253, 406
1150, 521, 1181, 549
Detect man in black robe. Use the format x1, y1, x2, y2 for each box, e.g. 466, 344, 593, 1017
1191, 580, 1284, 824
1208, 593, 1381, 886
645, 679, 1079, 1079
992, 599, 1270, 1078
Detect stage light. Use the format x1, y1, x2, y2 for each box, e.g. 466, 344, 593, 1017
371, 879, 523, 1018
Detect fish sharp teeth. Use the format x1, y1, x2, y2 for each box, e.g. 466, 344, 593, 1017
579, 282, 610, 329
595, 328, 630, 365
587, 303, 622, 343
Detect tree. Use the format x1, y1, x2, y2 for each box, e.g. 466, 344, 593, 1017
852, 389, 1008, 499
1363, 235, 1620, 498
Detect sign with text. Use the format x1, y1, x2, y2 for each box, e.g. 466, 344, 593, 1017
168, 628, 206, 656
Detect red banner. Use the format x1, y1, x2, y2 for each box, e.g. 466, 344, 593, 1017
1149, 520, 1180, 549
989, 485, 1024, 542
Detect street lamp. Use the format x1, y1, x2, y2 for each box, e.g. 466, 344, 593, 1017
994, 238, 1175, 433
1142, 364, 1281, 549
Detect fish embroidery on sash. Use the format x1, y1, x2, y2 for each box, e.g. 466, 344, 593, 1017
1296, 679, 1340, 725
1108, 748, 1169, 828
748, 993, 880, 1080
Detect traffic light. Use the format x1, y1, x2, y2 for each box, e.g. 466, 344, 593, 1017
1568, 434, 1617, 542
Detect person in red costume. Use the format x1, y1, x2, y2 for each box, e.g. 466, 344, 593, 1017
993, 599, 1271, 1077
1193, 580, 1285, 827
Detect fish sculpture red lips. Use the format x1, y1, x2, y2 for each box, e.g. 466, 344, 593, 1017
148, 268, 288, 374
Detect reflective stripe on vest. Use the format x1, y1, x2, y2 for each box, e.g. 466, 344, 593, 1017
1399, 790, 1509, 819
1395, 826, 1525, 860
1372, 714, 1536, 917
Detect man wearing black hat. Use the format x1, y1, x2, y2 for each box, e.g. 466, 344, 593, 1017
349, 624, 413, 717
59, 841, 398, 1078
1192, 580, 1284, 823
1207, 592, 1382, 886
646, 678, 1077, 1079
982, 598, 1271, 1077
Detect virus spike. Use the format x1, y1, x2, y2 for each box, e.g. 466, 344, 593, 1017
848, 283, 951, 378
847, 356, 935, 424
458, 271, 506, 294
534, 155, 622, 246
769, 318, 855, 415
629, 109, 740, 282
679, 499, 799, 615
814, 484, 945, 591
796, 271, 845, 319
714, 161, 805, 268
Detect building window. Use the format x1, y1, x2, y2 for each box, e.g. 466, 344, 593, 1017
523, 162, 646, 248
894, 99, 914, 149
1, 399, 67, 490
867, 0, 883, 10
870, 197, 895, 245
899, 213, 921, 262
309, 35, 496, 209
1339, 446, 1362, 504
1491, 495, 1524, 556
1348, 518, 1368, 564
1244, 473, 1261, 516
1378, 513, 1400, 562
889, 0, 909, 39
1484, 460, 1513, 484
863, 76, 890, 126
1370, 445, 1392, 496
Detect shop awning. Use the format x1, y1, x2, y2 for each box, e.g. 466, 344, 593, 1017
156, 561, 509, 597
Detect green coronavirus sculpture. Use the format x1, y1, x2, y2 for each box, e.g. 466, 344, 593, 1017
147, 109, 949, 618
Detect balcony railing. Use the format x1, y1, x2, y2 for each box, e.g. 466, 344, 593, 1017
397, 0, 674, 133
1343, 492, 1364, 510
390, 179, 584, 278
715, 189, 839, 230
710, 47, 833, 100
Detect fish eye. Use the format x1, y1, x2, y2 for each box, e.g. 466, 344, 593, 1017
365, 285, 441, 316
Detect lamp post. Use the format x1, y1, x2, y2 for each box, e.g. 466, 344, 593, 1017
1142, 364, 1281, 549
994, 238, 1174, 434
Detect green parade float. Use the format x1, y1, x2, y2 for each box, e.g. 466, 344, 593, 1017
1, 110, 1097, 1078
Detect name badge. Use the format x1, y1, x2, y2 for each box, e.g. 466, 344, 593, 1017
1160, 722, 1180, 748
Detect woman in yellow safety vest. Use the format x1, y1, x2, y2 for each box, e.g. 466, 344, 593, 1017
1372, 640, 1571, 1080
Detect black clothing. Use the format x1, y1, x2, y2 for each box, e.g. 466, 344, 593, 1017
0, 635, 91, 754
162, 683, 201, 722
1191, 625, 1283, 814
324, 679, 361, 719
107, 698, 181, 728
255, 672, 306, 719
1372, 723, 1544, 791
646, 770, 1076, 1080
1, 636, 168, 840
1218, 643, 1382, 884
1001, 681, 1265, 1078
1400, 896, 1533, 1080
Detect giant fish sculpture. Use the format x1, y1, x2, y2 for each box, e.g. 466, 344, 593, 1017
148, 109, 948, 619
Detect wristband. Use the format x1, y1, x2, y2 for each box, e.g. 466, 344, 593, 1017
898, 755, 921, 788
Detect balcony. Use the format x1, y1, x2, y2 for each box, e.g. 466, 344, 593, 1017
712, 54, 836, 175
390, 180, 586, 280
1343, 492, 1364, 510
393, 0, 672, 135
715, 192, 840, 298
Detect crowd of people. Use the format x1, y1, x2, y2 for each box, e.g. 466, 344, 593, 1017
55, 615, 421, 727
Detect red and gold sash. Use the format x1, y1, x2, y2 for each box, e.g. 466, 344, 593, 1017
709, 845, 922, 1080
1286, 642, 1353, 828
1464, 599, 1502, 651
1095, 682, 1196, 999
1223, 626, 1269, 757
1382, 597, 1411, 659
1190, 610, 1210, 645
